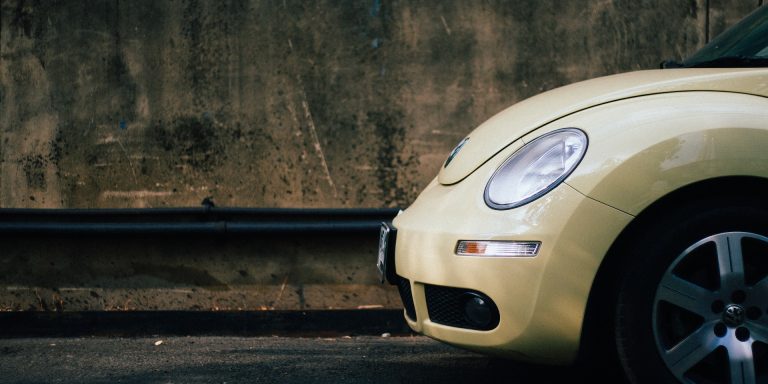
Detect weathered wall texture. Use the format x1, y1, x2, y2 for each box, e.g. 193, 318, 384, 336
0, 0, 759, 209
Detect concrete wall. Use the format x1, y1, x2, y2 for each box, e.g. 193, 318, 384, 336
1, 0, 759, 209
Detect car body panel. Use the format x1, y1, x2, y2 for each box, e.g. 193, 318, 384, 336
556, 91, 768, 215
393, 138, 633, 363
438, 68, 768, 186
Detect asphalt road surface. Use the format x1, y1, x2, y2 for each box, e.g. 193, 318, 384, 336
0, 335, 603, 383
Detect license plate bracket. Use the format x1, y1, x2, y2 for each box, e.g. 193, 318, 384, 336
376, 222, 397, 285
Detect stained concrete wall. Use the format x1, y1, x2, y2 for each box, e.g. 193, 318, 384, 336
1, 0, 760, 209
0, 0, 761, 312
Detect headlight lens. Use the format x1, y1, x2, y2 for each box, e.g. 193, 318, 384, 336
484, 128, 587, 209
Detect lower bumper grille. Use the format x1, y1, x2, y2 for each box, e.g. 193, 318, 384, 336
425, 284, 499, 331
396, 277, 416, 321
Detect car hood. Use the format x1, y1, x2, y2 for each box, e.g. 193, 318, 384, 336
438, 68, 768, 185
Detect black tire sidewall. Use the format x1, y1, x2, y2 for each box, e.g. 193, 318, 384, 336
615, 200, 768, 384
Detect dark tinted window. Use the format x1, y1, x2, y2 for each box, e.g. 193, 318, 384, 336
683, 6, 768, 68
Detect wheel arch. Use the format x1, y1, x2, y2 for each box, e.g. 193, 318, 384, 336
578, 175, 768, 363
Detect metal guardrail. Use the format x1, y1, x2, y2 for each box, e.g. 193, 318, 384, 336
0, 207, 401, 234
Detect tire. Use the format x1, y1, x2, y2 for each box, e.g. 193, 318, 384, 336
615, 199, 768, 384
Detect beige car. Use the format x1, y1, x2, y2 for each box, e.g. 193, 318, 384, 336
378, 6, 768, 384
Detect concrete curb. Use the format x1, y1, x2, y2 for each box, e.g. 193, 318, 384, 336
0, 310, 410, 338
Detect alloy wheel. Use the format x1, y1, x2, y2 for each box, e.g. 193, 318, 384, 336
653, 232, 768, 384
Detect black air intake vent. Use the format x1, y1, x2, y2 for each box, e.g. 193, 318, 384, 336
425, 284, 499, 331
396, 277, 416, 321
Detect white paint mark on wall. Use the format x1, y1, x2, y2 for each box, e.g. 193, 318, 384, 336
100, 190, 173, 198
300, 99, 338, 198
96, 135, 119, 144
440, 15, 452, 35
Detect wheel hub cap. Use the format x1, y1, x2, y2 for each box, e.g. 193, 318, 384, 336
723, 304, 746, 327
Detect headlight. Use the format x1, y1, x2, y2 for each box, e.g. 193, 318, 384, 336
484, 128, 587, 209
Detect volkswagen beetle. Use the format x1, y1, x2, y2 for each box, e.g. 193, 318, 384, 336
378, 6, 768, 384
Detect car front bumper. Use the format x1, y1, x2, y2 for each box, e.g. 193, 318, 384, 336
391, 153, 633, 364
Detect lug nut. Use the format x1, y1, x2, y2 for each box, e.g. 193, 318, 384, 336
731, 290, 746, 304
714, 322, 727, 337
711, 300, 725, 314
735, 327, 750, 342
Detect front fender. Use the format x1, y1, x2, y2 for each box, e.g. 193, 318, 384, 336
532, 91, 768, 215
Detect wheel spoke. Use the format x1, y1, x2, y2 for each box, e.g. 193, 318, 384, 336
657, 274, 715, 316
728, 343, 756, 384
750, 320, 768, 344
715, 234, 746, 291
750, 276, 768, 304
663, 324, 720, 376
